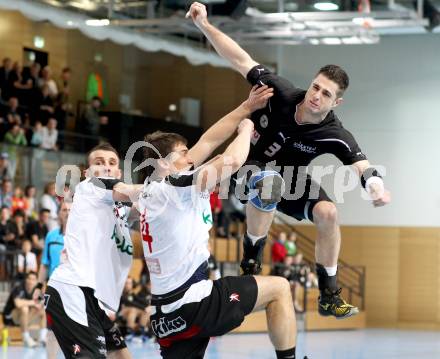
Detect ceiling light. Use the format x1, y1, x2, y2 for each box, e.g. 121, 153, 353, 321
85, 19, 110, 27
33, 36, 45, 49
341, 36, 363, 44
314, 2, 339, 11
69, 1, 97, 11
321, 37, 342, 44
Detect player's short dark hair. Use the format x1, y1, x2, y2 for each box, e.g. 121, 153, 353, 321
26, 271, 37, 279
87, 142, 120, 163
13, 210, 25, 218
144, 131, 187, 160
316, 64, 349, 96
143, 131, 188, 177
39, 208, 51, 215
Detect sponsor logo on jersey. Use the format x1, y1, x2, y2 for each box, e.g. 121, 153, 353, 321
142, 191, 152, 199
151, 316, 187, 338
202, 210, 213, 225
259, 114, 269, 128
99, 348, 107, 356
113, 204, 126, 220
199, 191, 210, 200
146, 258, 161, 274
229, 293, 240, 302
111, 224, 133, 255
251, 129, 261, 145
293, 142, 317, 154
43, 294, 50, 309
278, 132, 290, 143
73, 344, 81, 355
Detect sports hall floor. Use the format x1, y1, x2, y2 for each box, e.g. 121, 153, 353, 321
1, 329, 439, 359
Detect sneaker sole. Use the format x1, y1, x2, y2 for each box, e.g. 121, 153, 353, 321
336, 307, 360, 320
318, 306, 360, 319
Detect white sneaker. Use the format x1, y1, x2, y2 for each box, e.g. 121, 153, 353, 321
24, 336, 37, 348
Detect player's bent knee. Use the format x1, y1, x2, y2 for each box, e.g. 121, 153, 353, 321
313, 201, 338, 224
20, 306, 29, 314
268, 276, 291, 298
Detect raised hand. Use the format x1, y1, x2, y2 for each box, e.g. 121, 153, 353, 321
243, 85, 274, 113
186, 2, 208, 28
368, 183, 391, 207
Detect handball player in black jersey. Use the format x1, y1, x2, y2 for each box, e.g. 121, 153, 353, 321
188, 2, 391, 319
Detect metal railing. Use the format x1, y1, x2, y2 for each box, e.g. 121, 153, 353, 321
0, 141, 142, 190
269, 216, 366, 311
0, 250, 27, 282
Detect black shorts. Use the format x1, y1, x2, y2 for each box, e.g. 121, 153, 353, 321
233, 161, 332, 222
152, 276, 258, 359
278, 174, 332, 222
45, 284, 126, 358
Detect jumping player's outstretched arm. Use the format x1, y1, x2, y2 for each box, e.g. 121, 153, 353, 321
195, 119, 254, 192
188, 85, 273, 167
187, 2, 258, 77
352, 160, 391, 207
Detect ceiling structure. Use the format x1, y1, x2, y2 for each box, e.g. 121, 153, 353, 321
31, 0, 440, 45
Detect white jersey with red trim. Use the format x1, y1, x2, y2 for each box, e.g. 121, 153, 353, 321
49, 177, 133, 312
138, 171, 212, 295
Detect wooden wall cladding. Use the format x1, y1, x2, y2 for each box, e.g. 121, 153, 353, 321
295, 224, 440, 329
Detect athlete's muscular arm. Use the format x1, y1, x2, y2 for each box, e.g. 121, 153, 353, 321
352, 160, 391, 207
188, 85, 273, 167
37, 265, 48, 288
14, 298, 37, 309
187, 2, 258, 77
32, 265, 48, 301
127, 204, 140, 227
196, 119, 254, 192
129, 205, 144, 260
113, 183, 143, 203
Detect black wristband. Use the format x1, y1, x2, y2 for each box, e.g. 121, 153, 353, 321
360, 167, 382, 189
35, 282, 43, 290
90, 177, 122, 190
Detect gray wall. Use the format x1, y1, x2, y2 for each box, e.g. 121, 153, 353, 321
246, 34, 440, 226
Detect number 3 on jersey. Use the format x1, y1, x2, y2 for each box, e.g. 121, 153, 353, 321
264, 142, 281, 157
140, 210, 153, 253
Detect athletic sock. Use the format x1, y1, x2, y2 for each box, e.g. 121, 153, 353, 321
276, 347, 296, 359
23, 331, 31, 340
245, 231, 266, 246
324, 265, 337, 276
316, 263, 338, 292
39, 328, 48, 341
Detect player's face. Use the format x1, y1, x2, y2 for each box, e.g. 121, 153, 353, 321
87, 150, 122, 179
304, 74, 342, 115
168, 143, 194, 172
25, 274, 37, 291
58, 202, 71, 225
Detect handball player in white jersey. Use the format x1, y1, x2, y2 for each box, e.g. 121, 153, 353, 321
139, 87, 308, 359
40, 143, 142, 359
